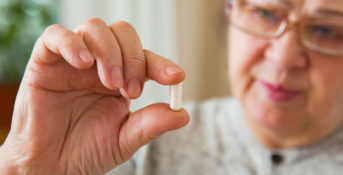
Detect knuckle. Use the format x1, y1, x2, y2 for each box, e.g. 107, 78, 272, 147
160, 58, 172, 66
77, 18, 107, 33
142, 129, 158, 144
60, 33, 78, 48
126, 56, 146, 67
85, 17, 106, 27
42, 24, 79, 49
150, 54, 170, 66
43, 24, 63, 37
96, 50, 116, 61
117, 20, 133, 28
110, 20, 134, 31
143, 49, 152, 55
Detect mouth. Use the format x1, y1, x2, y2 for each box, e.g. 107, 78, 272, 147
259, 80, 301, 102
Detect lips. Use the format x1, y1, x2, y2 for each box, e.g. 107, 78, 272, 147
259, 80, 300, 102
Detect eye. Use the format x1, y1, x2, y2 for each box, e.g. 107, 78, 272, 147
257, 8, 274, 17
313, 25, 334, 36
254, 8, 279, 21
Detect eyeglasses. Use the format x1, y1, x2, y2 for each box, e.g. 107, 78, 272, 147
226, 0, 343, 57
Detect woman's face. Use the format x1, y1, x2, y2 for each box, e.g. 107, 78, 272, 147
229, 0, 343, 148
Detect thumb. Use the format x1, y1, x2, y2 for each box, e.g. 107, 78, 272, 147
119, 103, 189, 157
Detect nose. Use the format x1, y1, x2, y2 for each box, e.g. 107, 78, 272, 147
264, 28, 309, 71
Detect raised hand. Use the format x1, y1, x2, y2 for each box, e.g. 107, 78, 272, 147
0, 19, 189, 175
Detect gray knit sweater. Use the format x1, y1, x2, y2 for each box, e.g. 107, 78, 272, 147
107, 97, 343, 175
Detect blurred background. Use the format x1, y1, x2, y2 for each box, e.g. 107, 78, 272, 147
0, 0, 230, 144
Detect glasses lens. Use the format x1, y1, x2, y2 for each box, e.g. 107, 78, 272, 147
230, 2, 285, 37
302, 23, 343, 56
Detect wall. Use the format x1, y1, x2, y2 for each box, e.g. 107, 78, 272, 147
176, 0, 230, 101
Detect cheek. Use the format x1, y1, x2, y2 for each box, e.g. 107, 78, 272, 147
308, 59, 343, 119
228, 28, 268, 98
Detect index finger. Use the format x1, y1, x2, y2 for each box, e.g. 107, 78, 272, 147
144, 50, 186, 85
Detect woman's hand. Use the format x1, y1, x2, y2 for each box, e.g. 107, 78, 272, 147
0, 18, 189, 175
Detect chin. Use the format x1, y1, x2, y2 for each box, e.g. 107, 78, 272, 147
247, 101, 289, 129
242, 84, 307, 134
251, 106, 293, 131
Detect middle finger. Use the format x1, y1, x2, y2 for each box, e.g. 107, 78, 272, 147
109, 21, 146, 99
75, 18, 124, 90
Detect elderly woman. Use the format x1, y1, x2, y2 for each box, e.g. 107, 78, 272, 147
1, 0, 343, 174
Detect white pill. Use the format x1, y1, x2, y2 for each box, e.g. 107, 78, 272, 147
170, 83, 183, 111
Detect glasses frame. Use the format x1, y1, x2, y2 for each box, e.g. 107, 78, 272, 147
225, 0, 343, 57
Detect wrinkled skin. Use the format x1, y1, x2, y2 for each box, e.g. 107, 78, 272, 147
228, 0, 343, 149
0, 19, 189, 175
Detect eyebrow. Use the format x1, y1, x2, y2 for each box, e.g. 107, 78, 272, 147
248, 0, 293, 8
277, 0, 293, 7
316, 8, 343, 17
261, 0, 293, 9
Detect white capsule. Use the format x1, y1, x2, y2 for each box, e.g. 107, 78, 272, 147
170, 83, 183, 111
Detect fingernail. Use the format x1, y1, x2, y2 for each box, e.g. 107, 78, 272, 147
127, 78, 141, 98
79, 49, 93, 63
111, 67, 124, 88
166, 66, 183, 75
